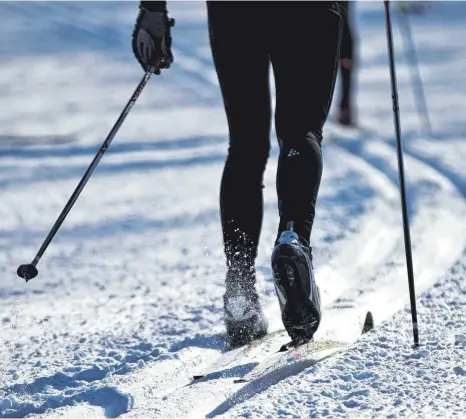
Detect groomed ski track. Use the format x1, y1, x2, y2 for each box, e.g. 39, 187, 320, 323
1, 2, 466, 418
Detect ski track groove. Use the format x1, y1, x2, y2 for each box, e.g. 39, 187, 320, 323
325, 127, 466, 324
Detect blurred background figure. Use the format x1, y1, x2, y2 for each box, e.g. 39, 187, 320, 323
336, 1, 356, 127
335, 1, 429, 130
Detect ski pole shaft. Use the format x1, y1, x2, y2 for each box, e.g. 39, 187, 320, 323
17, 67, 156, 282
384, 0, 420, 347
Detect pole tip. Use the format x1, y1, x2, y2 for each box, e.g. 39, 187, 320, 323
17, 264, 38, 282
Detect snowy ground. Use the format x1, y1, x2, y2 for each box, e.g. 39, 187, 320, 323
1, 1, 466, 418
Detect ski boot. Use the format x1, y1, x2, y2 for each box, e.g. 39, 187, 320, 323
223, 268, 268, 349
272, 222, 321, 348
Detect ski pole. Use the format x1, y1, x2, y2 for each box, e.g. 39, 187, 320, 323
384, 0, 420, 348
396, 7, 432, 137
17, 67, 156, 282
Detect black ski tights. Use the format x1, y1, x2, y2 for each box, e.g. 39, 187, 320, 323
207, 1, 346, 273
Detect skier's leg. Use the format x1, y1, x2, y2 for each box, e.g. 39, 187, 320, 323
269, 1, 345, 346
207, 1, 271, 278
271, 1, 345, 245
338, 1, 355, 126
207, 1, 270, 346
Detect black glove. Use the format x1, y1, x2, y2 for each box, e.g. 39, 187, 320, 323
132, 2, 175, 74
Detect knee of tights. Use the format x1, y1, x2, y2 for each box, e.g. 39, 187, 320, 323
226, 146, 270, 170
278, 130, 322, 154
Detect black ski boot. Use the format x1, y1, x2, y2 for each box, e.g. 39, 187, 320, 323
272, 222, 321, 348
223, 268, 268, 349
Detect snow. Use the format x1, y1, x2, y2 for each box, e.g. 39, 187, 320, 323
1, 1, 466, 418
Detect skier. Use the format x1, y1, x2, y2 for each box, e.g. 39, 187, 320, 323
336, 0, 356, 126
132, 1, 347, 348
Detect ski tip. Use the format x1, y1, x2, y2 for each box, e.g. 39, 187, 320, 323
362, 311, 374, 334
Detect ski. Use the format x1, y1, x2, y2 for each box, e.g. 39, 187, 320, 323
233, 338, 345, 384
234, 311, 374, 384
191, 329, 286, 380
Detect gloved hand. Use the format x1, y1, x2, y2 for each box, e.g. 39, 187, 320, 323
132, 2, 175, 74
